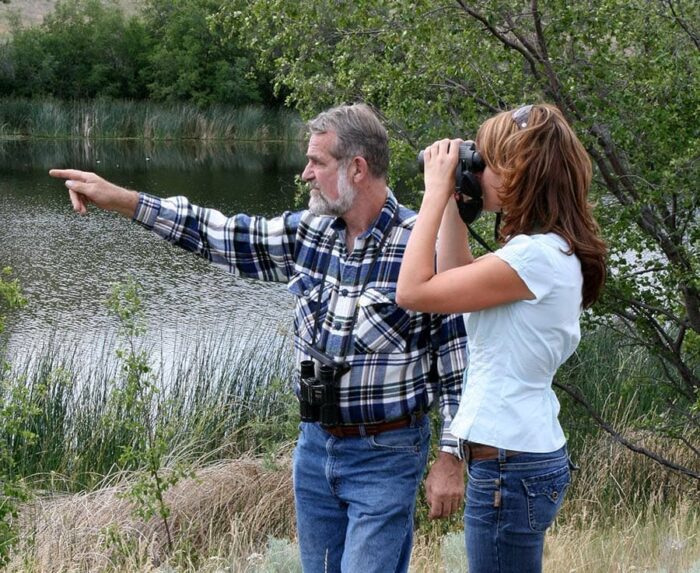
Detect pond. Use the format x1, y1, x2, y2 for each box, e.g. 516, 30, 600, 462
0, 137, 306, 372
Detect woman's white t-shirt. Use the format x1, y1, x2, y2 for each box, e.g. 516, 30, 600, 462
449, 233, 583, 453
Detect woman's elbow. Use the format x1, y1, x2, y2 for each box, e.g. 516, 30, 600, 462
396, 285, 419, 310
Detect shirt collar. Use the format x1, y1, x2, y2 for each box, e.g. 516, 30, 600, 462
329, 188, 398, 243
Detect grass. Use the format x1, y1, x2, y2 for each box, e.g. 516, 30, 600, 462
5, 435, 699, 572
1, 324, 698, 570
6, 455, 297, 572
1, 327, 297, 491
0, 98, 306, 141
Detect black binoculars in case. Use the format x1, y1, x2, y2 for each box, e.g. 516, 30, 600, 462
298, 359, 341, 426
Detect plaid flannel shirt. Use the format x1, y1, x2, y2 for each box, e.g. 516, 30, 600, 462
133, 190, 468, 454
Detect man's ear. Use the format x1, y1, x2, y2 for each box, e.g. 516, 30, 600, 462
349, 156, 369, 182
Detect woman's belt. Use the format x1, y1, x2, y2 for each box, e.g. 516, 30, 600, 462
463, 441, 521, 461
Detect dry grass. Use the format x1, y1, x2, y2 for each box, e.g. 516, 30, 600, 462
6, 453, 295, 572
6, 431, 699, 572
409, 505, 700, 573
543, 505, 700, 573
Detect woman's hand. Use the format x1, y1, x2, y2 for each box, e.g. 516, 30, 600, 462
422, 138, 463, 203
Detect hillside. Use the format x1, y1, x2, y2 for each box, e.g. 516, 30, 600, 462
0, 0, 139, 37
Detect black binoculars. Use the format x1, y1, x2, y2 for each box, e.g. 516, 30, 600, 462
418, 140, 486, 225
298, 359, 340, 426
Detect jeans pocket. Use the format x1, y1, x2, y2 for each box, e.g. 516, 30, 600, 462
466, 462, 500, 526
522, 465, 570, 532
368, 425, 425, 452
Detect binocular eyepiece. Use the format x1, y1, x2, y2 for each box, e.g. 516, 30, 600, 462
418, 140, 486, 225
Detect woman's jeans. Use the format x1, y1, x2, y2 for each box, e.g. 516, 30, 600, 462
293, 416, 430, 573
464, 445, 572, 573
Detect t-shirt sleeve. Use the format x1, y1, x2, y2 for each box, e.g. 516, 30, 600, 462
494, 235, 554, 302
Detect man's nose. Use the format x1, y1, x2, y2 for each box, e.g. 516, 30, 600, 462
301, 163, 313, 181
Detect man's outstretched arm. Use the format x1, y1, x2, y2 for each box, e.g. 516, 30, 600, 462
49, 169, 139, 218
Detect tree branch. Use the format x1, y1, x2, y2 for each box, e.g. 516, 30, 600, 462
554, 378, 700, 481
453, 0, 543, 80
665, 0, 700, 50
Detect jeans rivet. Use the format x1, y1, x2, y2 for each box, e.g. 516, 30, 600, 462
552, 491, 559, 500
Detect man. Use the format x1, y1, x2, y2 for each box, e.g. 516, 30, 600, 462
50, 103, 467, 573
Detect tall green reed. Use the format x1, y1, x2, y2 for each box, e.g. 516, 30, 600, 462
557, 325, 669, 450
556, 325, 698, 519
1, 323, 295, 492
0, 98, 305, 142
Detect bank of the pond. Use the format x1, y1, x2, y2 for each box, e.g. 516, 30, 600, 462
0, 98, 305, 141
6, 437, 700, 572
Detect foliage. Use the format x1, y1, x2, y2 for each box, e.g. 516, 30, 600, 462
0, 268, 28, 564
0, 267, 25, 334
106, 278, 190, 551
141, 0, 273, 107
0, 366, 36, 565
0, 0, 276, 107
220, 0, 700, 477
0, 0, 150, 99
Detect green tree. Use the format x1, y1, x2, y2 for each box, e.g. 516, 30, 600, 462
142, 0, 274, 107
0, 0, 150, 99
219, 0, 700, 478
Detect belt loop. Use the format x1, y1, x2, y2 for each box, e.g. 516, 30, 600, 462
358, 424, 367, 438
410, 411, 421, 427
463, 440, 471, 464
497, 448, 507, 463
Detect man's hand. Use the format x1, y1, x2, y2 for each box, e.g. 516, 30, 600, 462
49, 169, 139, 218
425, 451, 465, 519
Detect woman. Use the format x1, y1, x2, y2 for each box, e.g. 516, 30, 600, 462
396, 103, 606, 573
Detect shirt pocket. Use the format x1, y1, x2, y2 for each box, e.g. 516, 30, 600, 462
287, 272, 329, 344
354, 287, 411, 354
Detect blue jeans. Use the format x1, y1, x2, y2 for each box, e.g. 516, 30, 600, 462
293, 416, 430, 573
464, 445, 571, 573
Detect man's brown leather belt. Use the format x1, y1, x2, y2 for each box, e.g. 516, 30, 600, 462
463, 441, 521, 461
323, 412, 422, 438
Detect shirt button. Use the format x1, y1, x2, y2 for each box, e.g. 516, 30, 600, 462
340, 289, 348, 296
303, 289, 310, 296
333, 322, 342, 330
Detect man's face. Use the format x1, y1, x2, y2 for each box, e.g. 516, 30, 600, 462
302, 132, 357, 217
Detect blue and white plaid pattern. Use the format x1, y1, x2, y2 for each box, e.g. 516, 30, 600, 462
134, 190, 468, 453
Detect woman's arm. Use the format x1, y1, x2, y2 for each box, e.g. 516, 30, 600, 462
397, 139, 532, 314
437, 198, 474, 272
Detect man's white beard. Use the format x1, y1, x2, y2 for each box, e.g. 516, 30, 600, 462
308, 168, 357, 217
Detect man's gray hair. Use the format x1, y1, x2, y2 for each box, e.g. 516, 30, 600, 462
308, 103, 389, 179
